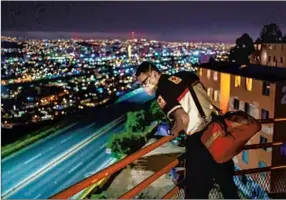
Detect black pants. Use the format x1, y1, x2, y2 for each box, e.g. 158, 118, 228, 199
185, 130, 240, 199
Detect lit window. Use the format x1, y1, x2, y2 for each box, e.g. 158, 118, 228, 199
258, 44, 261, 50
242, 151, 248, 164
199, 68, 203, 76
245, 78, 253, 91
262, 82, 270, 96
214, 90, 220, 102
207, 88, 213, 99
207, 70, 211, 79
234, 76, 241, 87
213, 71, 218, 81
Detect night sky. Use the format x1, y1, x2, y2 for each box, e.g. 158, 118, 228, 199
2, 1, 286, 43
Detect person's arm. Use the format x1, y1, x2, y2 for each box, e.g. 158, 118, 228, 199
170, 108, 189, 136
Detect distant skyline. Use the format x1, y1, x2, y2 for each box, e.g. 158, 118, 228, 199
2, 1, 286, 43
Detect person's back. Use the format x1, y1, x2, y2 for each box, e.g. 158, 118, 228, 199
155, 70, 216, 135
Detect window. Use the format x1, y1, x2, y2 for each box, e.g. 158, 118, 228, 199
262, 82, 270, 96
207, 88, 214, 99
273, 56, 276, 62
258, 44, 261, 50
199, 68, 203, 76
268, 56, 271, 62
260, 136, 268, 151
242, 151, 248, 164
233, 98, 240, 110
234, 76, 241, 87
258, 161, 267, 178
244, 102, 250, 114
261, 109, 269, 119
258, 161, 267, 168
214, 90, 220, 102
281, 57, 284, 64
245, 78, 253, 91
207, 70, 211, 79
213, 71, 218, 81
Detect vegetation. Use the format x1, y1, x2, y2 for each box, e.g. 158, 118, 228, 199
91, 191, 108, 199
1, 120, 73, 158
228, 23, 286, 65
2, 126, 57, 158
107, 100, 167, 159
283, 34, 286, 42
148, 100, 167, 122
257, 23, 283, 43
229, 33, 254, 65
125, 110, 148, 133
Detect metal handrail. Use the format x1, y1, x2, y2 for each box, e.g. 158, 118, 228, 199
258, 118, 286, 124
50, 118, 286, 199
50, 134, 178, 199
118, 156, 182, 199
234, 165, 286, 176
243, 142, 284, 150
162, 180, 185, 199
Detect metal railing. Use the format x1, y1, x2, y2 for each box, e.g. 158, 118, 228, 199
50, 118, 286, 199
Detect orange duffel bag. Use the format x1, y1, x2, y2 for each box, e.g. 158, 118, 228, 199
188, 82, 262, 163
200, 111, 262, 163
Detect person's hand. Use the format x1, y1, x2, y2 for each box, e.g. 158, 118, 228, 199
155, 123, 172, 136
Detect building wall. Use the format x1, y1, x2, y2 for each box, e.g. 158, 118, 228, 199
271, 80, 286, 193
228, 76, 276, 169
197, 64, 286, 195
197, 67, 276, 170
251, 43, 286, 68
197, 68, 221, 109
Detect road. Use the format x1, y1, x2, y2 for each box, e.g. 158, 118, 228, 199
1, 88, 154, 199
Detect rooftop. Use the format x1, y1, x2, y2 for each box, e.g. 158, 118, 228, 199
198, 62, 286, 83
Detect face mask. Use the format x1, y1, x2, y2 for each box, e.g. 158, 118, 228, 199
144, 83, 157, 96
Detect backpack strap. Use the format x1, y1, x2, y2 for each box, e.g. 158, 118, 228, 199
185, 81, 207, 123
199, 82, 222, 114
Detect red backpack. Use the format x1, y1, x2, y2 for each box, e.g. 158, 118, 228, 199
187, 81, 262, 163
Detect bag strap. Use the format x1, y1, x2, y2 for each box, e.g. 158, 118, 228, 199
186, 81, 232, 136
183, 79, 223, 123
199, 82, 222, 114
184, 81, 207, 123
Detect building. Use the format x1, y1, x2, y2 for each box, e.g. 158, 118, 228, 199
128, 45, 132, 59
196, 62, 286, 194
250, 43, 286, 68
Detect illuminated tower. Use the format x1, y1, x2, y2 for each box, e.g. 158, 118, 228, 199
128, 45, 132, 59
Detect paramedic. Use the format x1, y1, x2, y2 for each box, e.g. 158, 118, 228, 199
135, 61, 239, 199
